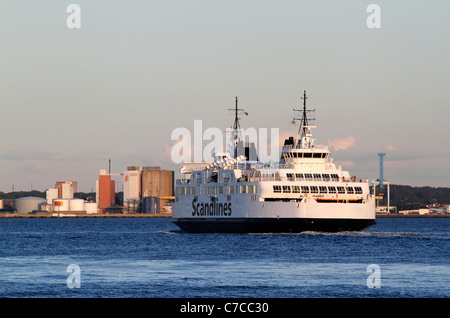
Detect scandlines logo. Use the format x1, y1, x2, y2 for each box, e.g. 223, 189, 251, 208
192, 197, 232, 217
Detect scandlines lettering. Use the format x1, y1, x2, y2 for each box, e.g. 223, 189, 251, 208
192, 197, 232, 216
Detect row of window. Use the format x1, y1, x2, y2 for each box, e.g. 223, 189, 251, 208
273, 185, 363, 195
176, 185, 258, 195
286, 173, 340, 181
176, 186, 197, 195
282, 152, 329, 159
176, 184, 363, 195
229, 185, 258, 194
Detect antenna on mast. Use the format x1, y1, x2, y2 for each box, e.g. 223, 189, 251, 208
293, 90, 315, 135
228, 96, 248, 158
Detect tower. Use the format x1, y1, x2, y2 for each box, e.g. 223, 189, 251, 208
96, 169, 115, 213
378, 153, 385, 189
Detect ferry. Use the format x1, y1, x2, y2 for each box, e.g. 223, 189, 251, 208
171, 91, 376, 233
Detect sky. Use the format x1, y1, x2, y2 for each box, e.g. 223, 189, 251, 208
1, 0, 450, 192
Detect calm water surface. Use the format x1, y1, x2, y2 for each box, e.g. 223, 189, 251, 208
0, 217, 448, 298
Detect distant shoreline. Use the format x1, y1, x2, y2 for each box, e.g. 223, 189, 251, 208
0, 213, 449, 219
376, 213, 450, 218
0, 212, 171, 218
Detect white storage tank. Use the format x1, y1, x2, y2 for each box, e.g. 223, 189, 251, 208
53, 199, 70, 212
14, 197, 46, 214
85, 202, 98, 214
69, 199, 85, 211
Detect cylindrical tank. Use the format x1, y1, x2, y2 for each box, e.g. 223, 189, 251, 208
84, 202, 98, 214
53, 199, 70, 212
69, 199, 85, 211
142, 196, 160, 214
14, 197, 46, 214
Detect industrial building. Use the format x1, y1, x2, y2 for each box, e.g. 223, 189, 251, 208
46, 181, 76, 204
55, 181, 77, 198
43, 180, 99, 215
96, 169, 116, 214
123, 166, 174, 213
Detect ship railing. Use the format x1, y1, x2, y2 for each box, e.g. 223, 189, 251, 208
246, 175, 369, 183
176, 175, 368, 184
282, 145, 330, 150
176, 179, 190, 185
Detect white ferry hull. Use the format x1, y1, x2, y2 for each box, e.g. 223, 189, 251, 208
171, 195, 376, 233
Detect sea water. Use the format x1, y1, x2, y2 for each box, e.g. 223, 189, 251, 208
0, 217, 448, 298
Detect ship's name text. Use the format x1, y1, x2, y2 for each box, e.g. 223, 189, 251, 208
192, 197, 232, 217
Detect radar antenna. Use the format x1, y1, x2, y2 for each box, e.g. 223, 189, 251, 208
228, 97, 248, 158
292, 90, 315, 135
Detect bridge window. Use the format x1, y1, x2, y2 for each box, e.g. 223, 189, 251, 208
331, 174, 339, 181
282, 186, 291, 193
273, 185, 282, 193
292, 186, 300, 193
301, 186, 310, 193
310, 186, 319, 194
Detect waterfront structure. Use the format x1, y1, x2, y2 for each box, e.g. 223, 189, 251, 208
14, 197, 46, 214
46, 188, 59, 205
123, 166, 174, 213
124, 168, 141, 209
96, 169, 115, 213
172, 91, 376, 232
46, 181, 77, 205
55, 181, 77, 199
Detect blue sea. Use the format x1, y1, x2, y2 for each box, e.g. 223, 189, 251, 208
0, 217, 448, 299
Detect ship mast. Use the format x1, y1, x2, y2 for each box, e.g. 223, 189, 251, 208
293, 90, 315, 148
228, 97, 247, 158
301, 90, 308, 134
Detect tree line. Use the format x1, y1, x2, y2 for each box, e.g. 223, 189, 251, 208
1, 185, 450, 211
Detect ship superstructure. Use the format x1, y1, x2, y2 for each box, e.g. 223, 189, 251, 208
171, 91, 376, 233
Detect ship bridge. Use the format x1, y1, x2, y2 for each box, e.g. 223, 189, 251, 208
280, 126, 331, 165
280, 91, 332, 166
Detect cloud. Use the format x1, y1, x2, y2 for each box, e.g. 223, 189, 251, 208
384, 144, 397, 151
334, 160, 356, 168
327, 136, 356, 151
0, 149, 110, 163
0, 150, 59, 161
